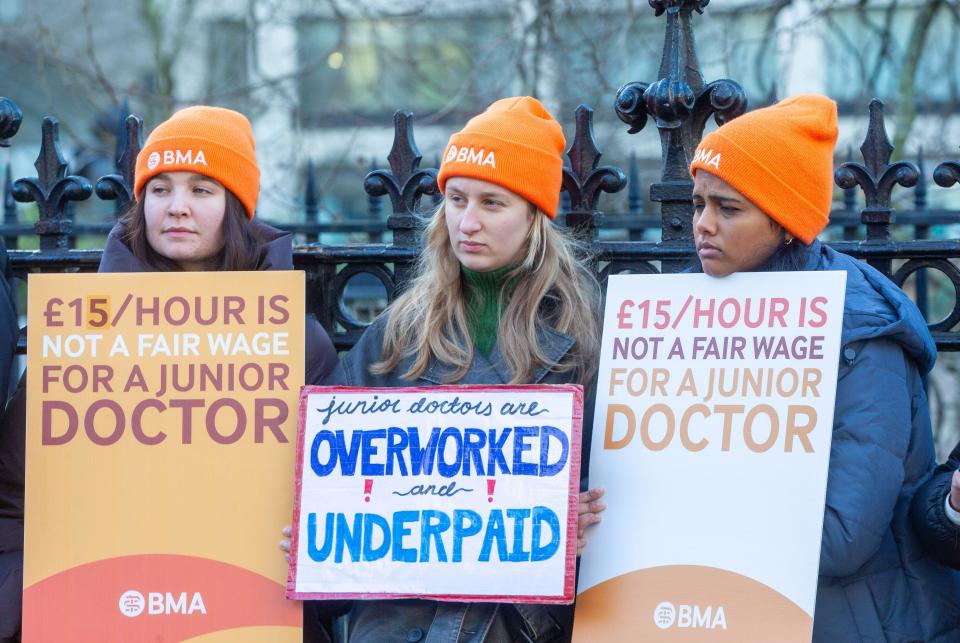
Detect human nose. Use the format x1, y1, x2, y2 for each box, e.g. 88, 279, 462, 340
167, 187, 190, 217
694, 204, 716, 237
459, 202, 482, 234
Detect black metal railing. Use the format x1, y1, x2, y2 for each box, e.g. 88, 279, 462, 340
5, 0, 960, 357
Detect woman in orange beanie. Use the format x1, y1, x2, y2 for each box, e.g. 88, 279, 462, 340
0, 106, 339, 642
686, 94, 960, 641
282, 96, 604, 642
101, 105, 336, 382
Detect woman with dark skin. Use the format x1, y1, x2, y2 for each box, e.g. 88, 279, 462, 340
580, 94, 960, 642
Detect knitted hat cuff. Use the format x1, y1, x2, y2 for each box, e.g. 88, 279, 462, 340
437, 97, 566, 219
438, 131, 563, 217
691, 130, 828, 244
134, 106, 260, 219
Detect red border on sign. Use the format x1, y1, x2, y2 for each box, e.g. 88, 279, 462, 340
286, 384, 583, 605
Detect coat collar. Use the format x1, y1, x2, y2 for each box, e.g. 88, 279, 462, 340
419, 322, 575, 385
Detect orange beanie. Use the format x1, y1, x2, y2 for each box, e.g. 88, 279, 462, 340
135, 106, 260, 219
689, 94, 838, 244
437, 96, 566, 218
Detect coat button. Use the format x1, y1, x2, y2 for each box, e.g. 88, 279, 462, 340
843, 347, 857, 364
406, 628, 424, 642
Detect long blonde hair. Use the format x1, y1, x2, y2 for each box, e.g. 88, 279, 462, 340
371, 201, 600, 385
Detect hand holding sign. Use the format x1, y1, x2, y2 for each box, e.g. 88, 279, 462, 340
577, 488, 605, 556
280, 526, 292, 563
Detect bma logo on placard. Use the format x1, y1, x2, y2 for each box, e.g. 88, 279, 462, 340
118, 590, 207, 617
653, 601, 727, 630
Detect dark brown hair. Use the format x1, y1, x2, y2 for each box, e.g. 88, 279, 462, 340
119, 189, 266, 271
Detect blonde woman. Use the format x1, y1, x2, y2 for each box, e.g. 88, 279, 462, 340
288, 96, 606, 642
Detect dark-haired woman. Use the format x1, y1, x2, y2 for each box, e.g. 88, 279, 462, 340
0, 106, 337, 642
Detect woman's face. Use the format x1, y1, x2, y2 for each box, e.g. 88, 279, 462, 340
143, 172, 227, 271
444, 176, 534, 272
692, 171, 784, 277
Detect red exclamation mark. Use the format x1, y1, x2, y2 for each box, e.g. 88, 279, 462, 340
487, 479, 496, 503
364, 479, 373, 502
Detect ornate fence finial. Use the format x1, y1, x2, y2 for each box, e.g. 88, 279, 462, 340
834, 99, 918, 275
561, 105, 626, 240
115, 97, 130, 161
363, 111, 438, 244
0, 98, 22, 148
12, 117, 92, 250
363, 110, 438, 290
615, 0, 745, 269
96, 114, 143, 216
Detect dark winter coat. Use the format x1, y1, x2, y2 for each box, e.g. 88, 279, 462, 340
799, 240, 960, 642
0, 240, 20, 641
0, 221, 337, 641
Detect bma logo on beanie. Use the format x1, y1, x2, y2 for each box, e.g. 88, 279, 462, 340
135, 105, 260, 219
688, 94, 839, 245
147, 149, 208, 170
436, 96, 566, 218
444, 145, 496, 168
692, 147, 721, 170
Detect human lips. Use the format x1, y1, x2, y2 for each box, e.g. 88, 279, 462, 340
163, 226, 197, 237
459, 240, 486, 252
697, 241, 721, 259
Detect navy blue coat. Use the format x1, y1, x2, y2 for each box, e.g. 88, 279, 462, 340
802, 241, 960, 642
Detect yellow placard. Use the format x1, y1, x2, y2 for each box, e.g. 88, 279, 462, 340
24, 272, 304, 642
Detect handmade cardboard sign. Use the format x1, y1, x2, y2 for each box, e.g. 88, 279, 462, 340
24, 272, 305, 642
288, 384, 582, 603
574, 271, 846, 642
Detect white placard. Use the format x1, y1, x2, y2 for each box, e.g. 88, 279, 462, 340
288, 384, 583, 603
574, 271, 846, 641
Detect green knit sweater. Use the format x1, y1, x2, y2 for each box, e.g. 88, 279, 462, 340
461, 264, 518, 357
